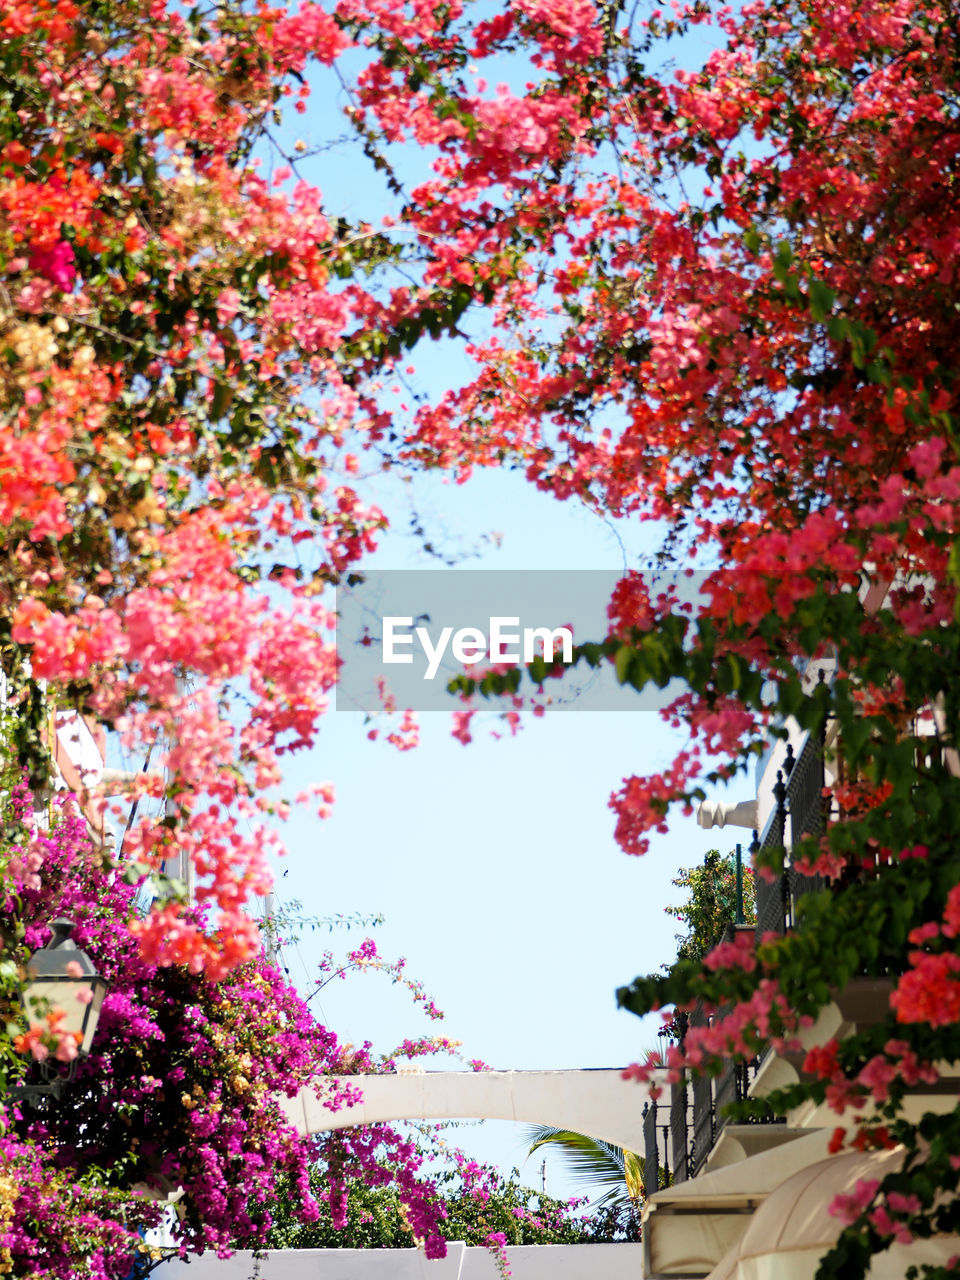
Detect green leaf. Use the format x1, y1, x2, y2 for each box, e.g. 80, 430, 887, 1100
808, 279, 836, 322
614, 644, 634, 685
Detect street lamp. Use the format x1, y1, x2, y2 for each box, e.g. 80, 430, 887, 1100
11, 917, 108, 1104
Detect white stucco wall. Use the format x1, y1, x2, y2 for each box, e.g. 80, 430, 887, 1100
159, 1244, 643, 1279
55, 710, 105, 779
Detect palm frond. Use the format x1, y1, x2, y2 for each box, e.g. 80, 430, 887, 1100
522, 1125, 645, 1209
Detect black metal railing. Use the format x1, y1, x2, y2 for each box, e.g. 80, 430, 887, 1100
689, 1073, 714, 1176
755, 866, 789, 940
786, 733, 829, 843
670, 1081, 690, 1184
643, 1100, 659, 1189
785, 731, 829, 921
669, 1020, 786, 1183
752, 729, 829, 941
715, 1056, 780, 1127
687, 1001, 714, 1176
643, 1098, 672, 1192
713, 990, 749, 1141
664, 730, 833, 1186
714, 1057, 746, 1124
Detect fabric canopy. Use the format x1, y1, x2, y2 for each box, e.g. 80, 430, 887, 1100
643, 1130, 836, 1278
706, 1144, 960, 1280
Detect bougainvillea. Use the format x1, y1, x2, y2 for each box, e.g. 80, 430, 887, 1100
4, 0, 960, 1273
0, 761, 462, 1274
318, 0, 960, 1275
0, 0, 464, 975
265, 1147, 595, 1250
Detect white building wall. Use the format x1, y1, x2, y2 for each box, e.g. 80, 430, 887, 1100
55, 710, 106, 781
159, 1243, 643, 1280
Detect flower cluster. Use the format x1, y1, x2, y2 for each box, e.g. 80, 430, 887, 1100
0, 768, 447, 1273
5, 0, 960, 1272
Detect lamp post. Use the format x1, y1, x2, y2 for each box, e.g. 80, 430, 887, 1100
11, 917, 108, 1105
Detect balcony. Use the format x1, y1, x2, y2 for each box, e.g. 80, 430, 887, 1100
666, 728, 830, 1182
752, 728, 830, 941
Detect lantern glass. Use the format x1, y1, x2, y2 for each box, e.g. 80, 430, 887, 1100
21, 919, 108, 1057
23, 974, 107, 1054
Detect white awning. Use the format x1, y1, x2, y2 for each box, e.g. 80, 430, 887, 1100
647, 1131, 960, 1280
706, 1143, 960, 1280
642, 1129, 835, 1278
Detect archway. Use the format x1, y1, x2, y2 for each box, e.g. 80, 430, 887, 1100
281, 1067, 659, 1154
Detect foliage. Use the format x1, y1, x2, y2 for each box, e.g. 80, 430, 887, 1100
0, 1142, 165, 1280
326, 0, 960, 1273
522, 1126, 643, 1240
266, 1175, 415, 1251
266, 1152, 595, 1249
0, 760, 450, 1274
666, 849, 756, 964
319, 0, 960, 1269
4, 0, 960, 1273
0, 0, 459, 976
0, 1, 561, 1266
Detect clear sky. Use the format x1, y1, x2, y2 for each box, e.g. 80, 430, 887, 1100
267, 462, 738, 1203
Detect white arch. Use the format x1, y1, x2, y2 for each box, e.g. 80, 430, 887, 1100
280, 1068, 661, 1154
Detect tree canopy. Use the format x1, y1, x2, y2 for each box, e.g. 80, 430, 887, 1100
3, 0, 960, 1273
666, 848, 756, 963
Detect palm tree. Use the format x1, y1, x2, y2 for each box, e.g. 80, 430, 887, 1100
522, 1126, 645, 1240
521, 1043, 670, 1239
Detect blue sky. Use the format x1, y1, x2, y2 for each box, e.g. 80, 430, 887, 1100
268, 462, 732, 1201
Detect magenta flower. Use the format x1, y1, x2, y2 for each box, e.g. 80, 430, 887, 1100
28, 240, 76, 291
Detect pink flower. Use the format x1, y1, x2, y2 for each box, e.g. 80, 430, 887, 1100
28, 240, 76, 291
54, 1033, 79, 1063
856, 1054, 898, 1101
869, 1205, 913, 1244
704, 930, 757, 973
830, 1177, 880, 1225
886, 1192, 921, 1215
452, 709, 475, 744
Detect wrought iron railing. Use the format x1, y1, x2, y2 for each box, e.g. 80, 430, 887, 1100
670, 1081, 690, 1184
714, 1056, 747, 1124
753, 728, 829, 941
755, 866, 788, 940
686, 1001, 713, 1177
643, 1098, 660, 1191
786, 733, 829, 843
642, 1097, 673, 1192
689, 1073, 714, 1176
677, 1050, 782, 1183
665, 729, 832, 1186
